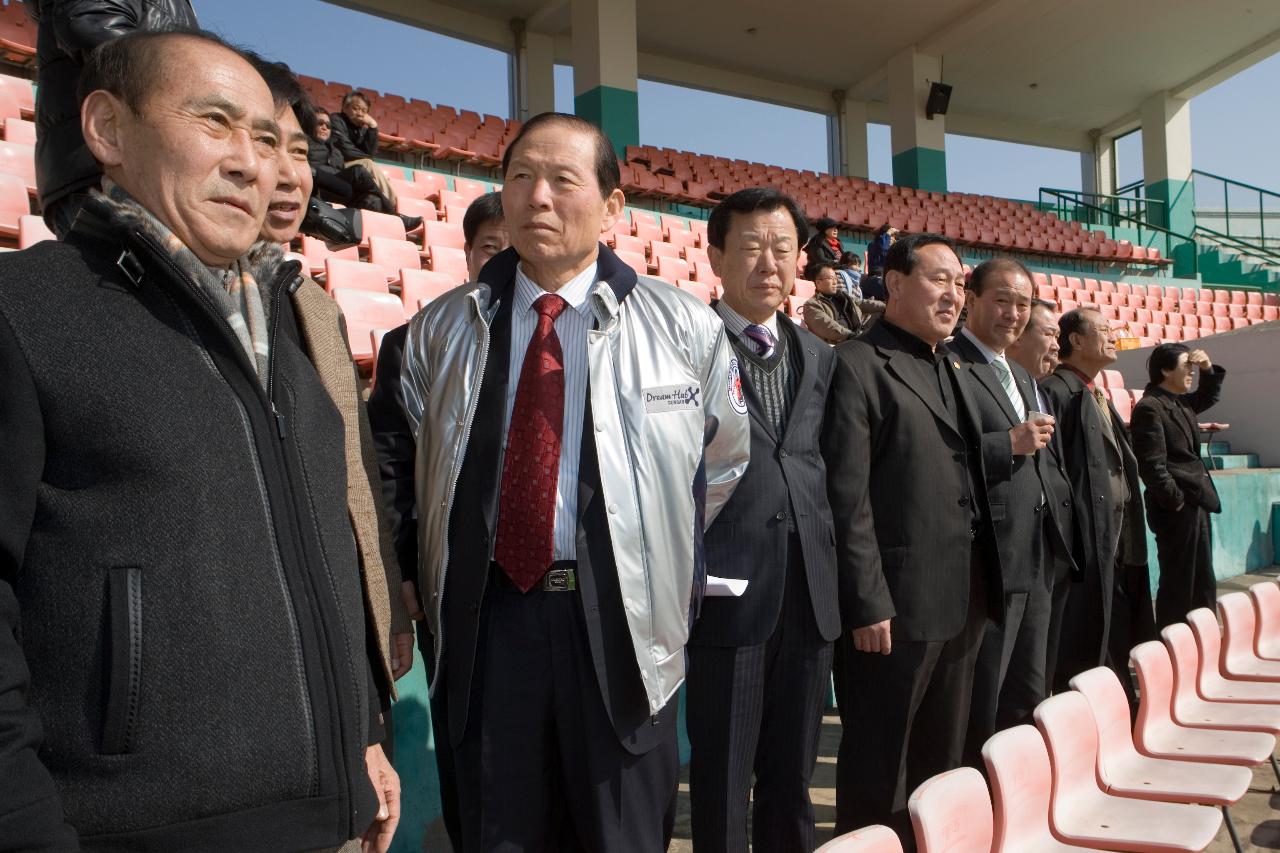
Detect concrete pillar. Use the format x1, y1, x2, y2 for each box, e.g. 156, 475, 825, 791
829, 91, 869, 179
1140, 91, 1195, 235
886, 47, 947, 192
511, 22, 556, 122
1080, 134, 1116, 197
570, 0, 638, 156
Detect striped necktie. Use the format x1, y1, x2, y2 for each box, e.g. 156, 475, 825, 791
742, 323, 776, 358
990, 356, 1027, 421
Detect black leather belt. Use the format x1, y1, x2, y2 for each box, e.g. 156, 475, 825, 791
490, 560, 578, 592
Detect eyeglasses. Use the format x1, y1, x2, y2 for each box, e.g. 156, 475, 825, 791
316, 121, 330, 129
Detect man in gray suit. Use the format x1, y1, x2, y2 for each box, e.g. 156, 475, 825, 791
686, 188, 841, 853
951, 261, 1070, 765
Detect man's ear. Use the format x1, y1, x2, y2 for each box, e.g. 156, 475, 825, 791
81, 90, 128, 170
707, 244, 723, 279
599, 187, 626, 234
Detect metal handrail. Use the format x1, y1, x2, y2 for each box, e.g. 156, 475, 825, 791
1193, 224, 1280, 268
1192, 169, 1280, 203
1039, 188, 1197, 274
1039, 187, 1160, 230
1191, 168, 1280, 257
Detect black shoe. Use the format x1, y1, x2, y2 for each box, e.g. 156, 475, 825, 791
301, 198, 362, 249
399, 214, 424, 232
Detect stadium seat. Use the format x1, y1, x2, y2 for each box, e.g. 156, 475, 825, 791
616, 249, 648, 277
324, 258, 390, 294
815, 825, 904, 853
981, 725, 1095, 852
412, 170, 450, 198
1249, 582, 1280, 660
297, 235, 358, 279
331, 288, 405, 363
0, 75, 33, 118
368, 236, 422, 278
423, 221, 466, 250
1130, 640, 1277, 769
676, 279, 713, 304
907, 767, 992, 853
1068, 665, 1250, 847
453, 177, 488, 201
1219, 592, 1280, 682
1162, 622, 1280, 733
396, 196, 437, 228
427, 245, 468, 279
1184, 608, 1280, 703
17, 214, 53, 248
0, 172, 27, 238
1098, 369, 1123, 389
359, 210, 407, 248
656, 255, 690, 283
1033, 692, 1222, 853
0, 140, 34, 193
399, 268, 458, 307
3, 116, 33, 145
1109, 389, 1132, 425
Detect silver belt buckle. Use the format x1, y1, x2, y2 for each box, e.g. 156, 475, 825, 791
542, 568, 575, 592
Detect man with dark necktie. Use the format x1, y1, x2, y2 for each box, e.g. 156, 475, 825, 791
397, 112, 749, 850
824, 233, 1002, 845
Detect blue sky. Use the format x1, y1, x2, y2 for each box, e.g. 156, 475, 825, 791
197, 0, 1279, 203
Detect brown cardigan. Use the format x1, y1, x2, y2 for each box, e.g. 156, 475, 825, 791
291, 278, 410, 697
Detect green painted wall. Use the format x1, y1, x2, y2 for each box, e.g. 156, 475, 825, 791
574, 84, 639, 157
891, 146, 947, 194
1145, 177, 1196, 238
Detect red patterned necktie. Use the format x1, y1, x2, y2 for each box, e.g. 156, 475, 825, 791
494, 293, 568, 591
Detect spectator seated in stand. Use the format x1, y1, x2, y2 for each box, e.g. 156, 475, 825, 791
837, 250, 864, 297
801, 260, 882, 344
308, 97, 419, 233
803, 216, 842, 266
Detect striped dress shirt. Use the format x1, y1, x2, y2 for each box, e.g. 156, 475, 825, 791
503, 261, 597, 561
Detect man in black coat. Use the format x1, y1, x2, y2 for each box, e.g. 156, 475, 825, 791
951, 260, 1070, 765
1041, 307, 1151, 700
1131, 344, 1226, 629
31, 0, 198, 236
1007, 299, 1082, 693
824, 233, 1003, 843
685, 188, 840, 853
0, 31, 386, 852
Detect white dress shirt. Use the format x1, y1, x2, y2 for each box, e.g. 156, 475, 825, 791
503, 261, 596, 561
716, 300, 780, 343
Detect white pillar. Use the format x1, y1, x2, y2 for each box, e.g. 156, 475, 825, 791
887, 46, 947, 192
570, 0, 638, 154
830, 91, 869, 179
1139, 91, 1195, 234
511, 22, 555, 121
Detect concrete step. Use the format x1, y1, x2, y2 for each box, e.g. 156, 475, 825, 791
1205, 452, 1260, 470
1204, 440, 1232, 455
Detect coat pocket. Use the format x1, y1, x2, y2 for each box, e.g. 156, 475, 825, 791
102, 567, 143, 755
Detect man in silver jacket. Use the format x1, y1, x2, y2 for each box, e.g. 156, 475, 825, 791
399, 112, 749, 850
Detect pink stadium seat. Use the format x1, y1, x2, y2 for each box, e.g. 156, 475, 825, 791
676, 279, 713, 304
453, 177, 488, 202
297, 235, 358, 279
1109, 389, 1132, 425
1130, 640, 1277, 769
388, 177, 430, 201
656, 255, 690, 283
815, 825, 904, 853
428, 245, 468, 279
1098, 369, 1123, 389
413, 170, 450, 197
423, 221, 465, 250
0, 140, 35, 193
1249, 582, 1280, 660
1033, 692, 1222, 852
1247, 291, 1263, 306
694, 261, 721, 286
0, 75, 33, 117
17, 214, 53, 248
1216, 593, 1280, 681
631, 210, 659, 229
331, 288, 405, 363
1230, 290, 1247, 305
4, 116, 33, 145
0, 171, 27, 238
649, 240, 682, 262
981, 725, 1097, 853
359, 210, 407, 249
1182, 327, 1201, 340
615, 249, 648, 277
1213, 317, 1232, 332
399, 268, 458, 307
1162, 622, 1280, 732
792, 278, 817, 301
367, 237, 422, 278
1213, 289, 1231, 303
324, 258, 390, 294
907, 768, 992, 853
396, 196, 437, 227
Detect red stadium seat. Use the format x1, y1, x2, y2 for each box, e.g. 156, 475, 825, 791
1219, 592, 1280, 682
399, 268, 459, 308
0, 172, 27, 238
453, 177, 488, 202
297, 235, 358, 279
656, 255, 690, 283
908, 768, 992, 853
427, 245, 468, 279
3, 116, 33, 145
331, 288, 405, 363
982, 725, 1096, 853
815, 825, 903, 853
0, 140, 35, 193
1185, 608, 1280, 701
1162, 622, 1280, 733
359, 210, 407, 249
1250, 582, 1280, 660
423, 221, 465, 250
1109, 389, 1132, 425
17, 214, 53, 248
324, 258, 390, 294
0, 75, 33, 118
792, 278, 817, 301
615, 249, 648, 277
676, 279, 713, 304
368, 236, 422, 277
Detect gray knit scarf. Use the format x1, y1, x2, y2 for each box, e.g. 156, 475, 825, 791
85, 179, 284, 383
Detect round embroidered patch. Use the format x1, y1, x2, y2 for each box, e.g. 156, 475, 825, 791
727, 357, 747, 415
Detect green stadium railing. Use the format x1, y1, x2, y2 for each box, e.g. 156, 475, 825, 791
1038, 188, 1197, 276
1191, 169, 1280, 259
1038, 186, 1161, 229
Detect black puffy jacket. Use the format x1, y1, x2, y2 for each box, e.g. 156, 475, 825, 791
32, 0, 199, 212
0, 209, 378, 852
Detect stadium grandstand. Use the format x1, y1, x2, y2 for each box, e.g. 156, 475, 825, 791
6, 0, 1280, 849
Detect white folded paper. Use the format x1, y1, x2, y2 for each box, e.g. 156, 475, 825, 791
705, 575, 749, 597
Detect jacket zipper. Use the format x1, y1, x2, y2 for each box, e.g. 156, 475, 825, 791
128, 234, 325, 797
428, 291, 492, 693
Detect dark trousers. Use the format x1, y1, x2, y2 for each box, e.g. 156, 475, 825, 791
419, 629, 462, 851
1044, 553, 1075, 694
833, 558, 988, 846
964, 579, 1051, 766
451, 566, 679, 852
686, 546, 833, 853
1107, 557, 1158, 710
315, 165, 392, 212
1152, 503, 1216, 630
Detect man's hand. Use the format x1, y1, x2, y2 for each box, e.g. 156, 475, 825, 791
391, 633, 414, 680
1188, 349, 1212, 371
852, 620, 892, 655
1009, 416, 1054, 455
362, 744, 400, 853
401, 581, 424, 621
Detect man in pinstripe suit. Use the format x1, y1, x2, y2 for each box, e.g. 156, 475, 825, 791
686, 188, 843, 853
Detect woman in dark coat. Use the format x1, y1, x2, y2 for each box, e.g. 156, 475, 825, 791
803, 217, 842, 266
1130, 343, 1227, 629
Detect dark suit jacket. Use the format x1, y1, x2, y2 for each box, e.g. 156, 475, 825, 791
438, 248, 664, 755
1040, 365, 1147, 668
367, 324, 418, 586
948, 332, 1052, 593
1031, 381, 1081, 581
1131, 367, 1226, 514
328, 112, 379, 162
822, 320, 1004, 642
690, 312, 840, 648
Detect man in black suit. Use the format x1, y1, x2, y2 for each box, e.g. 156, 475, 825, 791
1007, 299, 1082, 694
824, 233, 1003, 842
686, 188, 840, 853
951, 261, 1070, 765
1131, 344, 1226, 629
1041, 307, 1151, 699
